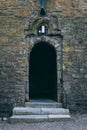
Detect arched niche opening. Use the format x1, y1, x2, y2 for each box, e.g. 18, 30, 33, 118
29, 41, 57, 101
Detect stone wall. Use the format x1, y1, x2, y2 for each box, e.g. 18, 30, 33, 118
0, 0, 29, 106
59, 17, 87, 112
0, 0, 87, 114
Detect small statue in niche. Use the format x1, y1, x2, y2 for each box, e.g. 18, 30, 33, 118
40, 0, 46, 16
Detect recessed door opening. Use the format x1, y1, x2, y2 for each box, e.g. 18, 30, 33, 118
29, 41, 57, 101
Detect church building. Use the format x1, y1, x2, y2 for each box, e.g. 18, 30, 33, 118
0, 0, 87, 122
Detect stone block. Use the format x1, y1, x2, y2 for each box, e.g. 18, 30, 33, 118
25, 102, 62, 108
9, 115, 48, 123
48, 114, 71, 122
41, 108, 69, 115
13, 107, 41, 115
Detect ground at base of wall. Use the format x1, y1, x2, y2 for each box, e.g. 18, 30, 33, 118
0, 114, 87, 130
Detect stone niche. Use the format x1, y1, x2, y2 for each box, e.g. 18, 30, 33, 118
25, 16, 63, 103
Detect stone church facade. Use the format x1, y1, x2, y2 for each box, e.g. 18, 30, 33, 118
0, 0, 87, 115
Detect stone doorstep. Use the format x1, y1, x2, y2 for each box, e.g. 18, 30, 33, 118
9, 114, 71, 123
25, 102, 62, 108
13, 107, 70, 115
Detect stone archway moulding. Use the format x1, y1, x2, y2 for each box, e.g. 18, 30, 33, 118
25, 17, 63, 102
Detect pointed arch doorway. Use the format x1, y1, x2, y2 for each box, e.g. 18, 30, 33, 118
29, 41, 57, 101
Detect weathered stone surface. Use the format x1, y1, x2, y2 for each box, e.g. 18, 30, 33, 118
25, 101, 62, 108
9, 115, 48, 123
12, 107, 69, 115
0, 0, 87, 116
13, 107, 41, 115
9, 105, 71, 123
48, 115, 71, 122
9, 114, 71, 123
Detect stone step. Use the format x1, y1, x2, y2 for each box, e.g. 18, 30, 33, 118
9, 114, 71, 123
9, 100, 71, 123
13, 107, 70, 115
25, 101, 62, 108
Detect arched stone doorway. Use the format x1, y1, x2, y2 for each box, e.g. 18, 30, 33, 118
29, 41, 57, 101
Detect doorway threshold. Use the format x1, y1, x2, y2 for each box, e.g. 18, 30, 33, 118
25, 99, 62, 108
29, 99, 57, 103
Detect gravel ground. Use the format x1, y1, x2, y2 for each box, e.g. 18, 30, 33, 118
0, 114, 87, 130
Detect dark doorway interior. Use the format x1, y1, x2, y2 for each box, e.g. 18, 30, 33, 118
29, 41, 57, 101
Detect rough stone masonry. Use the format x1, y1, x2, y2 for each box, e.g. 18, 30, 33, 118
0, 0, 87, 116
